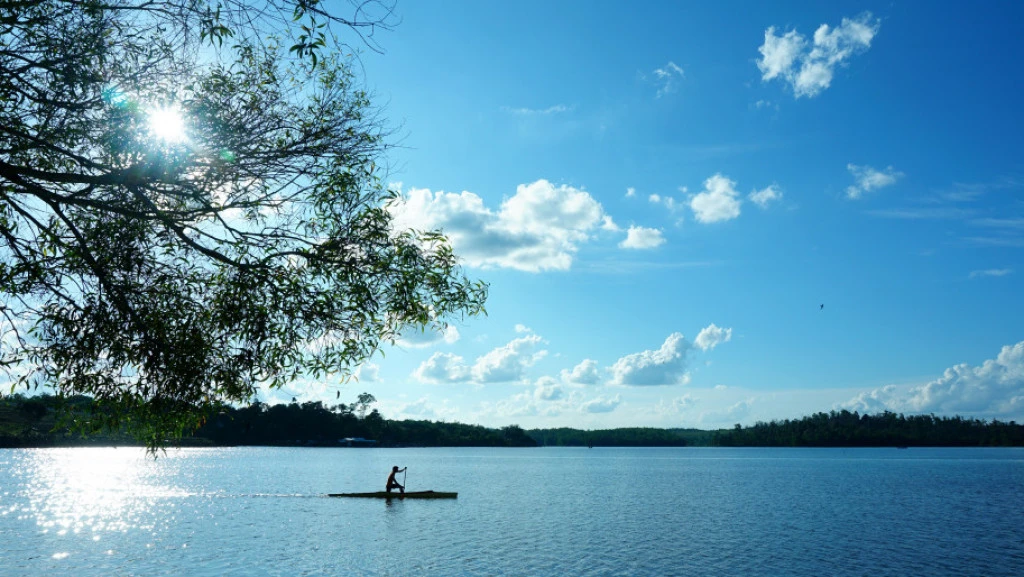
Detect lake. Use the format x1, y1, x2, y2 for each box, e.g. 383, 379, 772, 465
1, 446, 1022, 576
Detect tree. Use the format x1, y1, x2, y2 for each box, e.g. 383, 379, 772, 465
0, 1, 487, 448
353, 391, 375, 419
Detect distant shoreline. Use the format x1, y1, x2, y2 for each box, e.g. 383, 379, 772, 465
3, 395, 1022, 449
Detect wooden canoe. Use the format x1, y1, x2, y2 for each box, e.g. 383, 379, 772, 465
328, 490, 457, 499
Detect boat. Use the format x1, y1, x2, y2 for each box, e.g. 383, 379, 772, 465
327, 490, 457, 499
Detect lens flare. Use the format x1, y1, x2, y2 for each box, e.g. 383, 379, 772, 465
148, 106, 188, 143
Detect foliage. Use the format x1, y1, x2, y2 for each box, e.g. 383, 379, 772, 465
0, 1, 487, 449
0, 394, 537, 448
527, 427, 691, 447
193, 399, 538, 447
6, 395, 1021, 449
711, 410, 1024, 447
667, 428, 718, 446
0, 392, 133, 446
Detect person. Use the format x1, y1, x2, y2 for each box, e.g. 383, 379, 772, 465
386, 466, 407, 494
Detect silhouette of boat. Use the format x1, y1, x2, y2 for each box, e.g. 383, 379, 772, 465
328, 490, 457, 499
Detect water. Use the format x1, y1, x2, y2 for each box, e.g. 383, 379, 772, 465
1, 447, 1022, 576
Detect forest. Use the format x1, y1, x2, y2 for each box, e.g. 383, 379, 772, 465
2, 395, 1022, 448
0, 394, 536, 448
711, 410, 1024, 447
526, 427, 710, 447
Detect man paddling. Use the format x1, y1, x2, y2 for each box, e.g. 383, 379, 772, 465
386, 466, 407, 494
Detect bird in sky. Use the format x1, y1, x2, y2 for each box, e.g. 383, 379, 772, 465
820, 304, 824, 311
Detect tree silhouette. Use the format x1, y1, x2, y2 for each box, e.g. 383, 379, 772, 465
0, 1, 487, 448
711, 410, 1024, 447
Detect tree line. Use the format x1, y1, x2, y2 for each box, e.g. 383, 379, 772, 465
526, 427, 697, 447
711, 410, 1024, 447
3, 395, 1022, 448
0, 393, 699, 448
0, 393, 535, 448
195, 398, 538, 448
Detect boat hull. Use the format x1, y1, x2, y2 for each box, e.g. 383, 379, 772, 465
328, 490, 457, 499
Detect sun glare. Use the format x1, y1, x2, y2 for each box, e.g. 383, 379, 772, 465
147, 106, 188, 143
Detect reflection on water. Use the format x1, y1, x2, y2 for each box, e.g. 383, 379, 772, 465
8, 448, 189, 538
2, 447, 1023, 576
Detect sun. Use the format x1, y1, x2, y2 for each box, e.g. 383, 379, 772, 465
147, 105, 188, 143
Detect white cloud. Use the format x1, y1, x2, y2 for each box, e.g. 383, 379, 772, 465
514, 324, 533, 334
479, 388, 585, 420
481, 391, 540, 419
480, 388, 627, 420
609, 332, 691, 386
412, 352, 470, 384
690, 174, 741, 223
656, 394, 698, 415
561, 359, 600, 385
498, 180, 611, 240
757, 29, 805, 82
840, 385, 899, 414
972, 217, 1024, 229
758, 13, 880, 98
652, 61, 684, 98
649, 193, 679, 212
904, 343, 1024, 416
353, 363, 380, 383
846, 164, 903, 199
969, 268, 1012, 279
396, 325, 461, 348
389, 180, 617, 272
619, 226, 665, 250
533, 376, 564, 401
501, 104, 573, 115
471, 334, 547, 383
625, 187, 636, 198
390, 397, 459, 421
700, 398, 754, 424
581, 394, 622, 413
749, 185, 782, 209
694, 324, 733, 351
839, 341, 1024, 419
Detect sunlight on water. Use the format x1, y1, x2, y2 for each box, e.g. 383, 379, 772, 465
13, 448, 189, 537
2, 447, 1022, 576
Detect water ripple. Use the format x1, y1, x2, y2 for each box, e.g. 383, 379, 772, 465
1, 447, 1023, 576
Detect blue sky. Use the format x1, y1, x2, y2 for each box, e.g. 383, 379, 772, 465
269, 0, 1024, 429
